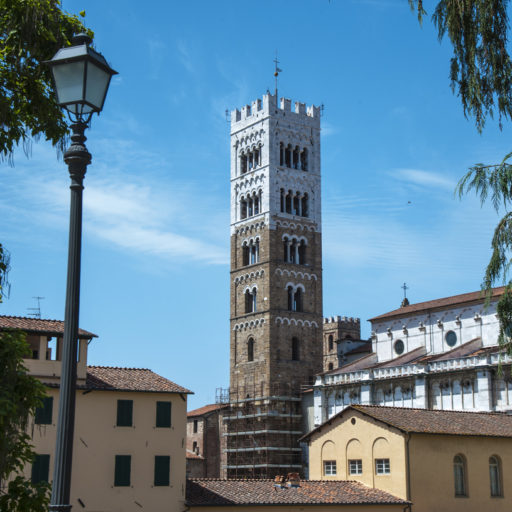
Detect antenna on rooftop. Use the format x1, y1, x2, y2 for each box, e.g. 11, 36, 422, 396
274, 51, 282, 97
27, 296, 44, 319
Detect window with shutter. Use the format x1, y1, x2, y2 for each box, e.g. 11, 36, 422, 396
114, 455, 131, 486
156, 401, 171, 428
116, 400, 133, 427
35, 397, 53, 425
154, 456, 170, 486
31, 454, 50, 483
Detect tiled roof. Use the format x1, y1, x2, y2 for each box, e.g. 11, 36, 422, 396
343, 341, 372, 356
302, 405, 512, 441
372, 346, 426, 369
416, 338, 482, 363
326, 353, 377, 375
188, 403, 228, 417
86, 366, 192, 394
369, 286, 505, 322
0, 315, 96, 338
186, 479, 407, 506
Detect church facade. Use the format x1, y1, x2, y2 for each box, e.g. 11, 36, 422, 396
309, 288, 512, 432
225, 92, 323, 478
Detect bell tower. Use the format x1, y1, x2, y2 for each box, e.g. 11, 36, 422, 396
225, 93, 323, 478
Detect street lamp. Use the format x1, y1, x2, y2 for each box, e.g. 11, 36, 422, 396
45, 34, 117, 512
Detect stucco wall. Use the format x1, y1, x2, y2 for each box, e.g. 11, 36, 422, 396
307, 410, 407, 500
26, 387, 187, 512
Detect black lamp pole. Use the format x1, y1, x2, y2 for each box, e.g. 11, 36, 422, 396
49, 121, 91, 512
45, 34, 116, 512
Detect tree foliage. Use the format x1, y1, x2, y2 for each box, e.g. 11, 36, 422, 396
0, 0, 92, 163
409, 1, 512, 354
0, 243, 10, 302
0, 330, 50, 511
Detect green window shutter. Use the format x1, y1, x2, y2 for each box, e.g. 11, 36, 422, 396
154, 456, 170, 486
156, 401, 171, 428
116, 400, 133, 426
31, 454, 50, 483
114, 455, 131, 486
34, 397, 53, 425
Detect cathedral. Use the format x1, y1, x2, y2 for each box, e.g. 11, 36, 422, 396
212, 91, 512, 480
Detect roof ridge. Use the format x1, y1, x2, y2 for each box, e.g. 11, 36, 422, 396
0, 314, 64, 322
354, 404, 509, 417
87, 365, 151, 371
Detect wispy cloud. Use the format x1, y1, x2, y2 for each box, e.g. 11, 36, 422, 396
177, 40, 195, 74
148, 38, 167, 80
391, 168, 456, 190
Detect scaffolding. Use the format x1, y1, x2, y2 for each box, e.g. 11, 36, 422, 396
221, 382, 304, 479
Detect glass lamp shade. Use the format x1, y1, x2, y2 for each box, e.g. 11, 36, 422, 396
46, 34, 117, 117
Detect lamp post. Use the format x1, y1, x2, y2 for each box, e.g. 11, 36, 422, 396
45, 34, 117, 512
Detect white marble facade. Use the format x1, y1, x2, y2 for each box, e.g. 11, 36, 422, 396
310, 289, 512, 430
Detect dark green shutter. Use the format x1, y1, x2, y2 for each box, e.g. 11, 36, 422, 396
35, 397, 53, 425
156, 401, 171, 428
154, 456, 170, 486
31, 454, 50, 483
116, 400, 133, 426
114, 455, 131, 486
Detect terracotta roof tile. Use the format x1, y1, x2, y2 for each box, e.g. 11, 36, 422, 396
86, 366, 192, 394
186, 479, 407, 506
188, 403, 228, 417
0, 315, 96, 338
343, 341, 372, 356
326, 353, 377, 375
416, 338, 482, 363
302, 405, 512, 441
369, 287, 505, 322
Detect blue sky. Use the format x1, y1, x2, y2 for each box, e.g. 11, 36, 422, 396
1, 0, 510, 410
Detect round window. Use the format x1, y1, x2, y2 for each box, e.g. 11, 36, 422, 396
445, 330, 457, 347
394, 339, 404, 355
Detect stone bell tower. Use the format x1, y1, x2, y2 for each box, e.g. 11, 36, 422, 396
225, 92, 323, 478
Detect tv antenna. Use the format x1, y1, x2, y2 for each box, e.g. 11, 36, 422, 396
27, 296, 44, 319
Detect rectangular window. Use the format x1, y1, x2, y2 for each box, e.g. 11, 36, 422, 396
154, 455, 170, 486
156, 401, 171, 428
349, 459, 363, 475
323, 460, 337, 476
114, 455, 131, 486
193, 419, 198, 433
34, 397, 53, 425
31, 454, 50, 484
116, 400, 133, 427
375, 458, 390, 475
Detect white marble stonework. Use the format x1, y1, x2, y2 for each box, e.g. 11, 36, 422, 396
309, 289, 512, 431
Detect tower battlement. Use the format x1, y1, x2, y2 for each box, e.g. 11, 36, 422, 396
231, 93, 320, 125
324, 316, 360, 325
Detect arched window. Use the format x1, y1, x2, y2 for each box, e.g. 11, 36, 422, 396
247, 338, 254, 362
293, 194, 300, 216
283, 237, 289, 262
280, 142, 284, 166
242, 243, 249, 266
248, 196, 253, 217
253, 194, 260, 215
241, 153, 247, 174
280, 188, 285, 212
290, 239, 297, 263
453, 455, 467, 497
298, 240, 306, 264
294, 288, 303, 312
301, 148, 308, 171
292, 146, 299, 169
328, 362, 333, 371
285, 144, 291, 167
328, 335, 334, 351
192, 441, 198, 454
252, 288, 257, 312
287, 286, 293, 311
285, 191, 292, 214
292, 337, 300, 361
489, 455, 502, 497
301, 193, 309, 217
245, 288, 257, 313
240, 198, 247, 219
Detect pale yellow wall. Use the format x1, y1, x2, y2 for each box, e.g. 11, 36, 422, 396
307, 410, 407, 500
188, 505, 405, 512
25, 387, 187, 512
409, 433, 512, 512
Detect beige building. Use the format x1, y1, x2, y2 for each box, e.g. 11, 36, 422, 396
302, 404, 512, 512
1, 316, 192, 512
186, 478, 408, 511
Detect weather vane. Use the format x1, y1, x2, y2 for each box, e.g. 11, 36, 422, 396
274, 52, 282, 97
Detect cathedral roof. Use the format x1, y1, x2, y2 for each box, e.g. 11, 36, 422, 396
301, 405, 512, 442
368, 286, 505, 323
188, 403, 228, 417
0, 315, 96, 338
186, 478, 408, 506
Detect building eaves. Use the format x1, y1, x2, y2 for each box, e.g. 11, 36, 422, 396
0, 315, 97, 338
